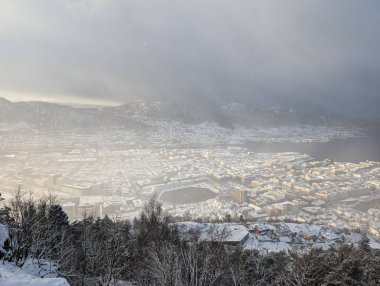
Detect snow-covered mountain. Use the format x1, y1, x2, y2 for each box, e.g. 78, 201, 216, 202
0, 98, 145, 131
0, 97, 373, 131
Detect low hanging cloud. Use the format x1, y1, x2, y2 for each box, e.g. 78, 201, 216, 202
0, 0, 379, 118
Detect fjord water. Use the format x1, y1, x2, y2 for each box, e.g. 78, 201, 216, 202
247, 133, 380, 163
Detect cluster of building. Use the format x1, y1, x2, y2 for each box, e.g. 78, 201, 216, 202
174, 222, 380, 252
0, 129, 379, 238
145, 120, 357, 146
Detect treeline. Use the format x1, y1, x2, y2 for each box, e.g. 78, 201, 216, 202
0, 189, 380, 286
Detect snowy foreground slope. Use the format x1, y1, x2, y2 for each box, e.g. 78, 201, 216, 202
0, 224, 70, 286
0, 262, 70, 286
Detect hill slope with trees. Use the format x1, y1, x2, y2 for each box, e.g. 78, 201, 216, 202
0, 190, 379, 286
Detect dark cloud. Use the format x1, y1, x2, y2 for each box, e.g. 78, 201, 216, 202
0, 0, 379, 118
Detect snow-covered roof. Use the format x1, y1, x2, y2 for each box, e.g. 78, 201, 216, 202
248, 223, 276, 232
175, 222, 249, 242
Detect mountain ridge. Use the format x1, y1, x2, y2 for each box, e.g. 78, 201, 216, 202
0, 97, 376, 131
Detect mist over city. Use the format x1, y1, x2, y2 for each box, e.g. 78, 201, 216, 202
0, 1, 380, 285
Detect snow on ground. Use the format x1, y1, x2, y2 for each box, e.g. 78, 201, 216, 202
0, 224, 69, 285
279, 236, 292, 243
19, 258, 61, 278
0, 262, 69, 286
313, 242, 333, 250
369, 240, 380, 249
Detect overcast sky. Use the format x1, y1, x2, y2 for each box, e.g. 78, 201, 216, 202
0, 0, 379, 118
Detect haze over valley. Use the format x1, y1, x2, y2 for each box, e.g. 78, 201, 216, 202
0, 97, 379, 226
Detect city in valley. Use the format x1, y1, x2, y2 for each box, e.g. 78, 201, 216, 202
1, 126, 379, 242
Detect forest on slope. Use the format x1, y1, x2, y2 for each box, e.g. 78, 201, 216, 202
0, 189, 379, 286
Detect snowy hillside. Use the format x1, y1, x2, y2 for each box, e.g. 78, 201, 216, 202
0, 97, 369, 131
0, 262, 69, 286
0, 224, 70, 286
